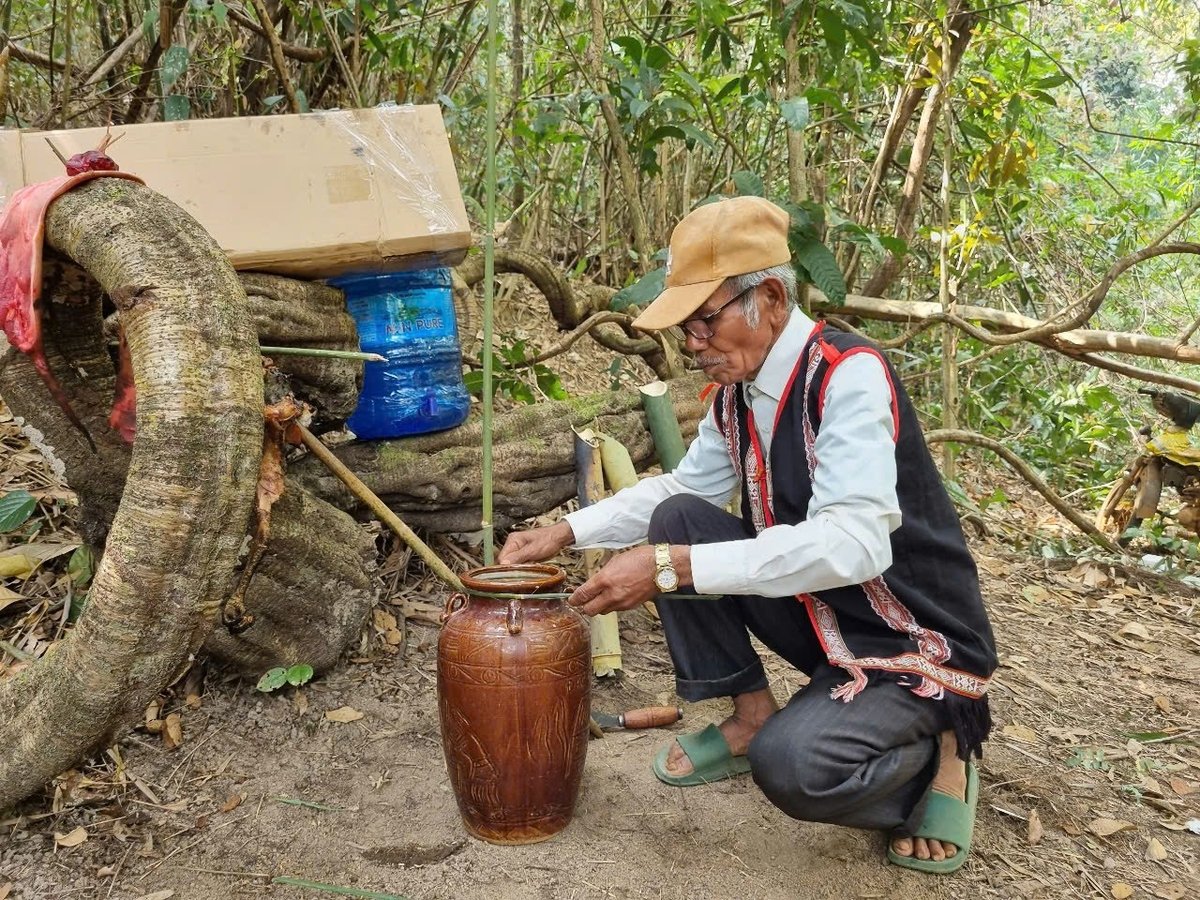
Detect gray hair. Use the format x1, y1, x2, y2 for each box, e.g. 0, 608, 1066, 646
725, 264, 798, 330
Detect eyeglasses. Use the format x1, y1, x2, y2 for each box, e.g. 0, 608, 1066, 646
668, 285, 757, 342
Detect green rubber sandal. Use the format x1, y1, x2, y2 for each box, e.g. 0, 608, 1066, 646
652, 723, 753, 787
887, 763, 979, 874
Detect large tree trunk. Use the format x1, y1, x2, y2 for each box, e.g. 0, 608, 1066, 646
1, 262, 377, 680
291, 374, 708, 532
0, 178, 264, 812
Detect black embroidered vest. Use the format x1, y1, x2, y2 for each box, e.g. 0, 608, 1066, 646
714, 323, 998, 756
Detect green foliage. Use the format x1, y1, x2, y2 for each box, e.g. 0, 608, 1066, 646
0, 492, 37, 533
464, 337, 568, 405
257, 664, 314, 693
67, 546, 94, 588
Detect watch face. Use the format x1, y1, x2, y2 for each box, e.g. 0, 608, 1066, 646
655, 568, 679, 591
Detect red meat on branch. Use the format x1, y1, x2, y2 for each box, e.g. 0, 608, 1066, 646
0, 145, 142, 445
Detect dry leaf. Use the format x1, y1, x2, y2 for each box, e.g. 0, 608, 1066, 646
1022, 585, 1050, 603
1118, 622, 1151, 640
1089, 818, 1136, 837
1027, 809, 1044, 845
1002, 723, 1038, 744
1168, 777, 1195, 797
1153, 696, 1174, 714
0, 882, 12, 900
294, 690, 309, 716
0, 585, 24, 612
1111, 884, 1134, 900
162, 713, 182, 750
373, 608, 398, 631
1145, 837, 1168, 861
54, 826, 88, 848
1063, 821, 1084, 836
1153, 884, 1186, 900
325, 706, 364, 724
133, 892, 176, 900
218, 794, 243, 813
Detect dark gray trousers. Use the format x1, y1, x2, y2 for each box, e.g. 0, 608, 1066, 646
648, 494, 948, 834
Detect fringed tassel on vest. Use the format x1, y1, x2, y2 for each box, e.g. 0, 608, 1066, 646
945, 693, 992, 761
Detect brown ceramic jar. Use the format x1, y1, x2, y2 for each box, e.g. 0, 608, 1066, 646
437, 564, 590, 844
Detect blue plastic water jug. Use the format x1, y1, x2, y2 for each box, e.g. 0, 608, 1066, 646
332, 268, 471, 440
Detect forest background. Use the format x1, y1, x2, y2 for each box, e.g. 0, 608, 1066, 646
5, 0, 1200, 555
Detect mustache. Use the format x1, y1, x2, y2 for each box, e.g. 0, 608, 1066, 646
694, 355, 727, 367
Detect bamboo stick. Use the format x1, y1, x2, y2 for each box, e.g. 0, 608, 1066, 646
575, 428, 621, 677
480, 0, 500, 564
260, 345, 385, 362
295, 423, 463, 592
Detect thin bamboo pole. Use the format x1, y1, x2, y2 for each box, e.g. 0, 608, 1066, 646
296, 424, 464, 592
480, 0, 499, 564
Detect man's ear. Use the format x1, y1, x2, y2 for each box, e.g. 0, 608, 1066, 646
762, 277, 789, 320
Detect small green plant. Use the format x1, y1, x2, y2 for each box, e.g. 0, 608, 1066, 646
0, 490, 37, 533
1064, 747, 1110, 771
256, 664, 315, 693
464, 336, 568, 405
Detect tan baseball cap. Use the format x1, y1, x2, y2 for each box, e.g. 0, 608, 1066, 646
631, 196, 792, 331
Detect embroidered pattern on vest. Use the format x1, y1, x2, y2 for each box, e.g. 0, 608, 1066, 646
720, 386, 743, 480
803, 590, 989, 699
796, 335, 983, 702
745, 449, 768, 533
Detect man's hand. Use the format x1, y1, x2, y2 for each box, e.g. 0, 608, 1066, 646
569, 546, 659, 617
497, 520, 575, 565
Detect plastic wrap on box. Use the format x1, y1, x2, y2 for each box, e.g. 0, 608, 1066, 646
14, 107, 471, 279
330, 104, 462, 237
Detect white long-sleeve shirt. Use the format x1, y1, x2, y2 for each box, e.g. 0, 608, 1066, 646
564, 309, 902, 597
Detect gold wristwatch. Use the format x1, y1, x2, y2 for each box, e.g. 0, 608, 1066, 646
653, 543, 679, 592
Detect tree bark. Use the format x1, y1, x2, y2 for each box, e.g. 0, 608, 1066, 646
0, 178, 263, 812
290, 374, 708, 533
812, 291, 1200, 365
1, 262, 375, 681
861, 2, 977, 298
241, 273, 362, 427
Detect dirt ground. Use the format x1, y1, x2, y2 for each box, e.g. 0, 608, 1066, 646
2, 288, 1199, 900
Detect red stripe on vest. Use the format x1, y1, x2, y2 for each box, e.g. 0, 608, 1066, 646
816, 346, 900, 444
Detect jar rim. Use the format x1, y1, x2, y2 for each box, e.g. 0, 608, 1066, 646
460, 563, 566, 594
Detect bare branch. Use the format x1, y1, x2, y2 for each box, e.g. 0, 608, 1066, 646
248, 0, 301, 114
4, 37, 64, 71
227, 5, 329, 63
924, 428, 1123, 554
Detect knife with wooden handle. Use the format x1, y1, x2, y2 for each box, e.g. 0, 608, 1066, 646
593, 706, 683, 731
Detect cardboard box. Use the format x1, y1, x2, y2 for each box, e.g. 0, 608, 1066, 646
2, 106, 471, 279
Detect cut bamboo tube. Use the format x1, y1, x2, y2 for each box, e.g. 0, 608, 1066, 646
576, 428, 622, 677
639, 380, 686, 472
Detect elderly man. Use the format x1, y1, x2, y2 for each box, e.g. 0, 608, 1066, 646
498, 196, 997, 874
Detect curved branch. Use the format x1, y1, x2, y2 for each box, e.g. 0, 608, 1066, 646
1067, 352, 1200, 396
463, 311, 636, 368
227, 6, 329, 62
924, 428, 1122, 554
0, 180, 263, 810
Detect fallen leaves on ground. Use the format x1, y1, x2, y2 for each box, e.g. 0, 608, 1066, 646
1090, 817, 1136, 837
54, 826, 87, 848
325, 706, 364, 724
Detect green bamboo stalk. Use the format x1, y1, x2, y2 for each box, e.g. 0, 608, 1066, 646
638, 380, 687, 473
259, 345, 386, 362
480, 0, 500, 564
